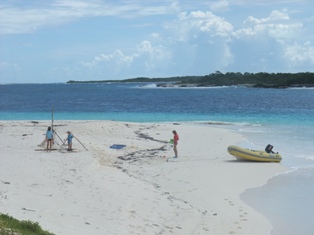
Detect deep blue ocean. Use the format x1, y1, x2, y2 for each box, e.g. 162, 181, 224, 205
1, 83, 314, 234
0, 83, 313, 160
1, 83, 313, 124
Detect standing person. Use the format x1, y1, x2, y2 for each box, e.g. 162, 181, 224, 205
65, 131, 74, 151
46, 126, 53, 151
172, 130, 179, 158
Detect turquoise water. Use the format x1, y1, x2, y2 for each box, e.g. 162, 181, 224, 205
1, 83, 314, 233
1, 83, 313, 162
1, 83, 313, 125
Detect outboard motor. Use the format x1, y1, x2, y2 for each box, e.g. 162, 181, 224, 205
265, 144, 274, 153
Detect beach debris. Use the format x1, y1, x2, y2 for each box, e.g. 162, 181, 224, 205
1, 181, 10, 185
22, 133, 32, 136
135, 129, 168, 143
117, 146, 167, 162
22, 207, 36, 212
110, 144, 126, 150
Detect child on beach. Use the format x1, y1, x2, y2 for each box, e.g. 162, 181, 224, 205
65, 131, 74, 151
172, 130, 179, 158
46, 126, 53, 151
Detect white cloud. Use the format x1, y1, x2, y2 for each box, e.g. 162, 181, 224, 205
0, 5, 82, 35
82, 9, 235, 77
82, 50, 134, 71
283, 42, 314, 65
234, 9, 303, 41
208, 0, 229, 12
136, 40, 171, 71
227, 0, 309, 6
0, 0, 179, 35
165, 10, 233, 41
51, 0, 101, 9
267, 23, 303, 40
226, 7, 314, 73
244, 9, 290, 25
81, 40, 171, 75
1, 0, 313, 83
167, 10, 235, 70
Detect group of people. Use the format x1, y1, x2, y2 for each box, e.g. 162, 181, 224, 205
46, 127, 277, 158
45, 126, 73, 151
46, 126, 179, 157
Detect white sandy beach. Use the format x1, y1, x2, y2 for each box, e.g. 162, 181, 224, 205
0, 120, 289, 235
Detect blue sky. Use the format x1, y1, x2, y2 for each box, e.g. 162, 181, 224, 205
0, 0, 313, 83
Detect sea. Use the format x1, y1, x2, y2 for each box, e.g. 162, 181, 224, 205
1, 83, 314, 234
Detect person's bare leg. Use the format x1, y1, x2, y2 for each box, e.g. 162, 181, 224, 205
174, 144, 178, 157
48, 140, 52, 150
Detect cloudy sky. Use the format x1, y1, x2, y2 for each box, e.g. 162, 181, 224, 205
0, 0, 313, 83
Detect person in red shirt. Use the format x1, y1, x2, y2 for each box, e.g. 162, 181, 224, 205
172, 130, 179, 158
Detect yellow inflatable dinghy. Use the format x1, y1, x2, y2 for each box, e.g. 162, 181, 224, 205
227, 145, 282, 162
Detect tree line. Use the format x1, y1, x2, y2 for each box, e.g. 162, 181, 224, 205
67, 72, 314, 88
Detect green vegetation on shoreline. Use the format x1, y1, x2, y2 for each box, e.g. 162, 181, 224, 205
67, 72, 314, 88
0, 214, 55, 235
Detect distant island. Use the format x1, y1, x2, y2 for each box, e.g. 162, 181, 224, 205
67, 71, 314, 88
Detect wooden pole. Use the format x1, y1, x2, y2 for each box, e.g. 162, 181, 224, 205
58, 139, 67, 151
51, 107, 54, 132
53, 131, 63, 143
74, 136, 88, 151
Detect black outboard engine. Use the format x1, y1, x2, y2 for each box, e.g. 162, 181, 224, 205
265, 144, 274, 153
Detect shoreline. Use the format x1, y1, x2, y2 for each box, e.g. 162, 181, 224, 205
241, 166, 314, 235
0, 120, 288, 234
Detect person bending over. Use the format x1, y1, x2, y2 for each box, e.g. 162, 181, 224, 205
172, 130, 179, 158
66, 131, 74, 151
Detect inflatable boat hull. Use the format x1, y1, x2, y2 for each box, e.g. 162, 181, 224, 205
227, 145, 282, 162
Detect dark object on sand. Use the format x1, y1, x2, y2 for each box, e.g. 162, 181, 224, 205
110, 144, 126, 150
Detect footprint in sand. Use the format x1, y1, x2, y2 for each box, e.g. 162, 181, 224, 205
224, 198, 234, 206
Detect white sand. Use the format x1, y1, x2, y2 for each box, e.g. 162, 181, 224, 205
0, 120, 288, 235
